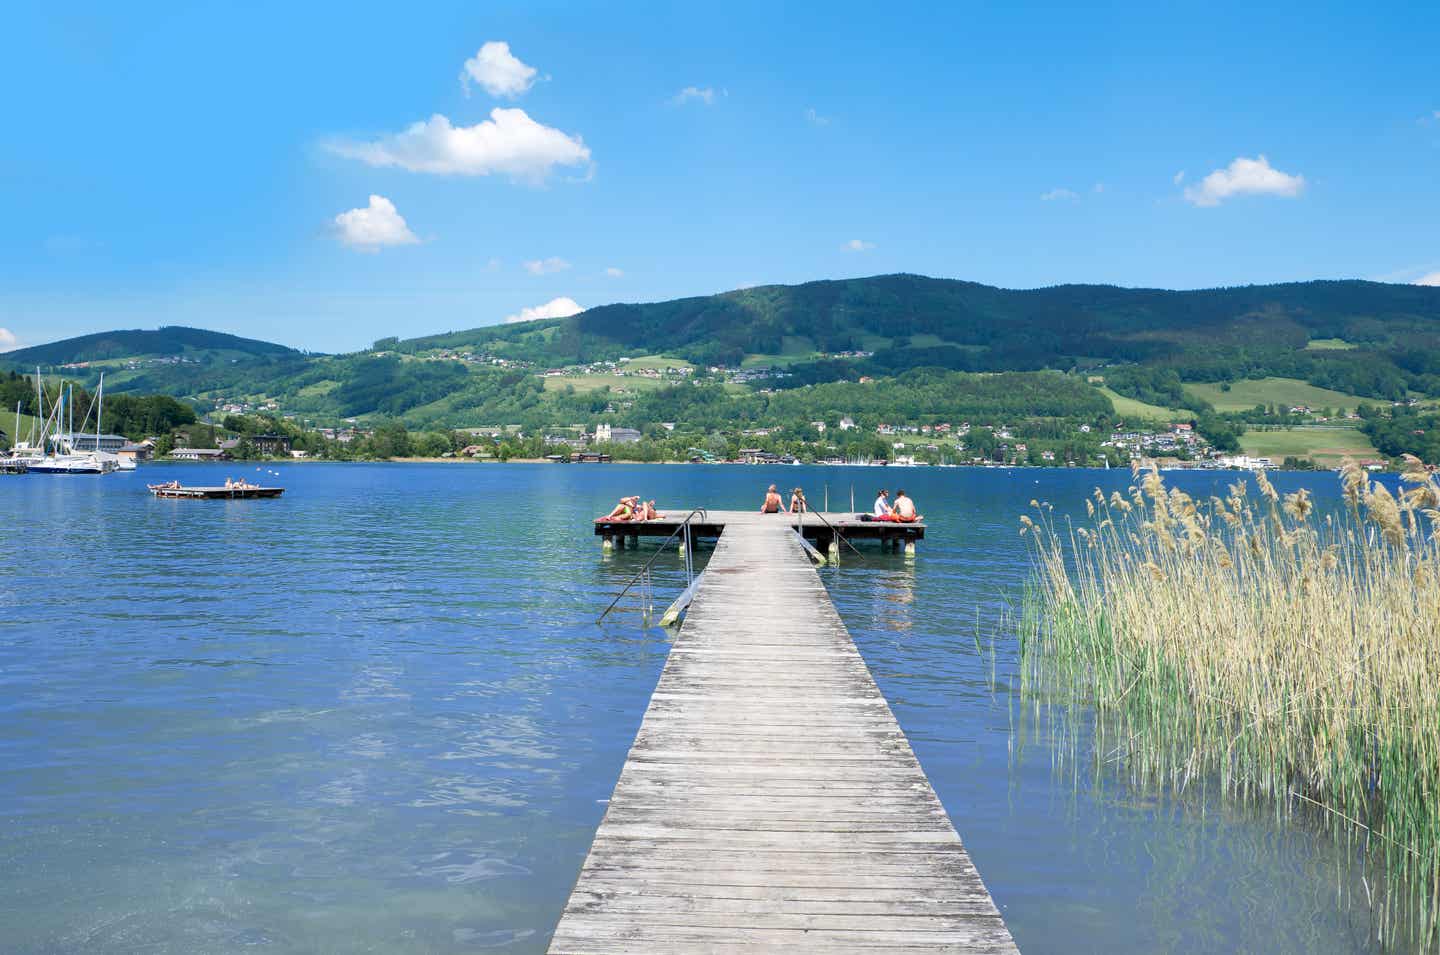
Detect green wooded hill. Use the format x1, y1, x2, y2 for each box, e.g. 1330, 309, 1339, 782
6, 276, 1440, 430
2, 326, 300, 367
396, 275, 1440, 398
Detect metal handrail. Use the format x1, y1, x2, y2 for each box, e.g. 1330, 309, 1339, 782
795, 493, 864, 560
597, 508, 708, 623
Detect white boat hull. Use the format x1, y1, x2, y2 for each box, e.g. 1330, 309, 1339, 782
27, 453, 116, 474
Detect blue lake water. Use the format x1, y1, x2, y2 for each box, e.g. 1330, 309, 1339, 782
0, 463, 1393, 952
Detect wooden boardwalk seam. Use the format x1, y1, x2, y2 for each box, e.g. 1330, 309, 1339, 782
550, 516, 1017, 953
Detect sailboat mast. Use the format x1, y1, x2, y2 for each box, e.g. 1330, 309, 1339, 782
97, 373, 104, 452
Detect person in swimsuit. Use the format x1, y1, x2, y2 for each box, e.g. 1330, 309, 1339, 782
890, 489, 922, 523
760, 484, 784, 513
602, 496, 640, 521
872, 489, 891, 518
643, 500, 665, 520
788, 487, 807, 513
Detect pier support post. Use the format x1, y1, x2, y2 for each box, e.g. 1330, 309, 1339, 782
827, 536, 839, 561
904, 537, 916, 559
602, 531, 614, 553
629, 534, 639, 550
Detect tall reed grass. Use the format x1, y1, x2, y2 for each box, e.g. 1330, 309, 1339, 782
1020, 457, 1440, 946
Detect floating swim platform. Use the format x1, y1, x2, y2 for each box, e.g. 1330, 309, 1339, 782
148, 484, 284, 499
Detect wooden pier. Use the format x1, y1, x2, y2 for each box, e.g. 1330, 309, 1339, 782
551, 515, 1015, 953
596, 509, 925, 556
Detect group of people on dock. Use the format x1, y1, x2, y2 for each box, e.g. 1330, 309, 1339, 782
869, 488, 922, 523
600, 485, 921, 523
223, 477, 257, 490
760, 485, 809, 514
600, 495, 665, 522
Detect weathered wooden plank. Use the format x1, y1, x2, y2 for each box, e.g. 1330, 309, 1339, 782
549, 520, 1014, 953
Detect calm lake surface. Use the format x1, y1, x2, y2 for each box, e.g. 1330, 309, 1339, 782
0, 463, 1393, 953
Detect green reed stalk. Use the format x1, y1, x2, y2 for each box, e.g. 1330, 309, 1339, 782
1020, 457, 1440, 947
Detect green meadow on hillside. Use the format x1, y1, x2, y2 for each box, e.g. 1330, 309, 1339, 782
1097, 387, 1194, 422
1238, 426, 1379, 465
1186, 377, 1372, 413
540, 374, 669, 394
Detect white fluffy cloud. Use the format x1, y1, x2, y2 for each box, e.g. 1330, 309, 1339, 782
461, 41, 538, 98
505, 296, 584, 324
1183, 155, 1305, 207
523, 256, 571, 275
1040, 188, 1079, 201
842, 239, 875, 252
604, 266, 624, 277
330, 109, 590, 183
332, 195, 419, 251
672, 86, 718, 106
1416, 272, 1440, 287
0, 328, 18, 352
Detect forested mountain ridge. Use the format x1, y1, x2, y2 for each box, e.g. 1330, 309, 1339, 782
391, 275, 1440, 367
6, 276, 1440, 428
2, 326, 301, 367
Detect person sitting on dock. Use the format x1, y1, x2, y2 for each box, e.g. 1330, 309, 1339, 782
643, 500, 664, 520
760, 484, 784, 513
872, 489, 892, 518
601, 496, 641, 522
788, 487, 807, 513
889, 489, 923, 523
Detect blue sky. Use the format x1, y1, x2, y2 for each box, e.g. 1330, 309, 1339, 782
3, 1, 1438, 353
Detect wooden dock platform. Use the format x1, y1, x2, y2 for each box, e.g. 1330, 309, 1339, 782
551, 515, 1015, 953
148, 484, 284, 499
595, 509, 925, 555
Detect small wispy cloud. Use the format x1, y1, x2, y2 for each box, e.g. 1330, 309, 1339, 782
0, 328, 19, 353
460, 41, 538, 98
332, 195, 420, 252
523, 256, 571, 275
603, 267, 624, 277
1417, 272, 1440, 287
805, 107, 830, 127
485, 257, 502, 271
1173, 170, 1186, 185
1183, 155, 1305, 207
505, 296, 584, 324
1040, 188, 1079, 201
1092, 182, 1106, 194
842, 239, 875, 252
671, 86, 721, 106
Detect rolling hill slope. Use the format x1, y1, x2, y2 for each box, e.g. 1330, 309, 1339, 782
1, 326, 300, 366
6, 277, 1440, 429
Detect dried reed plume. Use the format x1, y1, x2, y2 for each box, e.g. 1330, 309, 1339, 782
1021, 458, 1440, 944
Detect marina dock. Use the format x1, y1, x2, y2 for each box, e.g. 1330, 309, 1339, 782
551, 515, 1015, 952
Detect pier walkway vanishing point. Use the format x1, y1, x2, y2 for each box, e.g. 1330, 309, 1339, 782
550, 514, 1017, 953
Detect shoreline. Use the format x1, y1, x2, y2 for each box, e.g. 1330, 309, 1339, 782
151, 457, 1362, 473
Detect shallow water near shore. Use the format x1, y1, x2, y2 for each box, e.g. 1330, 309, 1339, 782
0, 462, 1398, 952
